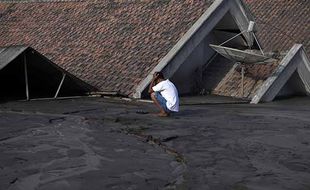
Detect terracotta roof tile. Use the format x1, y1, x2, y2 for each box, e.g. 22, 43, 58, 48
0, 0, 214, 96
245, 0, 310, 55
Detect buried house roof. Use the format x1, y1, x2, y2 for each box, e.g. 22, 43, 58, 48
0, 0, 215, 96
0, 0, 308, 100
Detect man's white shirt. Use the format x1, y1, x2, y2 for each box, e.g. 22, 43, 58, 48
152, 79, 179, 112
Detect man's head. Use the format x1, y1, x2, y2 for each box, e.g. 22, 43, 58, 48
155, 72, 164, 80
154, 72, 164, 84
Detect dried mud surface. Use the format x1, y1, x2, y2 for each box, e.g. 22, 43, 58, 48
0, 97, 310, 190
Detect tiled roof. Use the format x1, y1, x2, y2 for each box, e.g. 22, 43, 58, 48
0, 0, 214, 96
245, 0, 310, 55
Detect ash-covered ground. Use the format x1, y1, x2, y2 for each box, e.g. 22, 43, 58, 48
0, 97, 310, 190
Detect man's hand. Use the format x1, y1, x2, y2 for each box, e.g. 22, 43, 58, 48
153, 72, 159, 80
149, 72, 159, 94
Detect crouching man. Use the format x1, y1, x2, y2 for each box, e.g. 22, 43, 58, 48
148, 72, 179, 117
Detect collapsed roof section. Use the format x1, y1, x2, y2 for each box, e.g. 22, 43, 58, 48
0, 46, 96, 101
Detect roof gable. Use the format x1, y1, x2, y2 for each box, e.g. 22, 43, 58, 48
0, 45, 95, 100
251, 44, 310, 103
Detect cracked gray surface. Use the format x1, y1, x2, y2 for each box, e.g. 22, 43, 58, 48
0, 97, 310, 190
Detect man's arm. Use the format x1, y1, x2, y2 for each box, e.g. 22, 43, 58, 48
148, 73, 158, 94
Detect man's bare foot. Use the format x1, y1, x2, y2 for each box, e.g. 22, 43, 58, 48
157, 112, 169, 117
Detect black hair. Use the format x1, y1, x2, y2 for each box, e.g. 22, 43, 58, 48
156, 72, 164, 79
